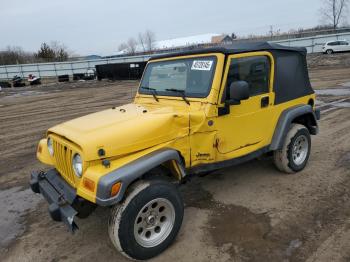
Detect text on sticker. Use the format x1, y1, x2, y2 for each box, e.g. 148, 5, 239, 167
191, 60, 213, 71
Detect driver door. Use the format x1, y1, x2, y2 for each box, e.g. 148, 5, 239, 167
215, 52, 276, 161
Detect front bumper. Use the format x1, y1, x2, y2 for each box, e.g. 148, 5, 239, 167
30, 169, 79, 232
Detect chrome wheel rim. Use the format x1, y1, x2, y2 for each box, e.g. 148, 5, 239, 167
292, 135, 308, 165
133, 198, 175, 248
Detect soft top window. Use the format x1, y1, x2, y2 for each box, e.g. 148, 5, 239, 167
272, 50, 314, 104
226, 56, 270, 97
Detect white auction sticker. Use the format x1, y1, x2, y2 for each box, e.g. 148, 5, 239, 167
191, 60, 213, 71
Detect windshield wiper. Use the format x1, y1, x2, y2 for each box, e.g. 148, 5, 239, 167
165, 88, 190, 105
140, 86, 159, 102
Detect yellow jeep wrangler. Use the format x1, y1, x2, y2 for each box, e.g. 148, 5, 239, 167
30, 42, 320, 260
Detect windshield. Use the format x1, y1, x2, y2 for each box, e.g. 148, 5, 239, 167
139, 56, 217, 98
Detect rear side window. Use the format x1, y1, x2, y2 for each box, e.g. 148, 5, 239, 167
339, 41, 349, 45
226, 56, 270, 97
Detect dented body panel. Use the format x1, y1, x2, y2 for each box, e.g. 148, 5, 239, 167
35, 45, 317, 208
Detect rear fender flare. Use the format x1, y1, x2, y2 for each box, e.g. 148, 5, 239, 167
269, 105, 318, 151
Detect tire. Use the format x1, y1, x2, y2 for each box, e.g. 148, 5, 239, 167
273, 124, 311, 174
108, 179, 184, 260
326, 49, 333, 54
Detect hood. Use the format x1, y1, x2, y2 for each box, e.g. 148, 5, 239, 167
48, 103, 189, 161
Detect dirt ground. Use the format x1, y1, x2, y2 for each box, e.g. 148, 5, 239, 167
0, 53, 350, 262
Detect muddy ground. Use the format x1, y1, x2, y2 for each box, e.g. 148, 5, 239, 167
0, 53, 350, 262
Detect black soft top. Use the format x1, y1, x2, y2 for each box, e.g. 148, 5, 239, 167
150, 42, 313, 105
149, 42, 306, 61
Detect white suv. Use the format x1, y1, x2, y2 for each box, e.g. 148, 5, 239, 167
323, 40, 350, 54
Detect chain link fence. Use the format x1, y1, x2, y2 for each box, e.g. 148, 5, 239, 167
1, 31, 350, 81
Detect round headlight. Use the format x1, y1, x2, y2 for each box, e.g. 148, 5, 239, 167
47, 137, 54, 156
72, 153, 83, 177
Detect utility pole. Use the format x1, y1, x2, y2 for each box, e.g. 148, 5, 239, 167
269, 25, 274, 38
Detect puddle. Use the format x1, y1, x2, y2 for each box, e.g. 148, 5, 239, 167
0, 186, 41, 249
285, 239, 302, 257
181, 179, 287, 261
315, 88, 350, 96
333, 102, 350, 108
342, 82, 350, 87
0, 90, 48, 99
8, 91, 47, 98
337, 151, 350, 169
317, 98, 350, 113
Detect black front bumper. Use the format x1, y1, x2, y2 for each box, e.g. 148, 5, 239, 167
30, 169, 79, 232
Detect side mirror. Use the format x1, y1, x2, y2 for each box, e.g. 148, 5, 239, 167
227, 81, 250, 105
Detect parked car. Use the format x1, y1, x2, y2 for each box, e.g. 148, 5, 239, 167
322, 40, 350, 54
12, 75, 26, 87
30, 42, 320, 260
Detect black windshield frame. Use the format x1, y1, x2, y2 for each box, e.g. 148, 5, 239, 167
139, 56, 217, 98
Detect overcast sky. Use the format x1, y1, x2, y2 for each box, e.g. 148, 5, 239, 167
1, 0, 329, 56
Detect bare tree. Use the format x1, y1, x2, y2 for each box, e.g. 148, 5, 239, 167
118, 43, 128, 52
320, 0, 349, 29
144, 30, 156, 52
137, 30, 156, 52
0, 46, 36, 65
138, 33, 146, 52
50, 41, 69, 61
126, 38, 137, 55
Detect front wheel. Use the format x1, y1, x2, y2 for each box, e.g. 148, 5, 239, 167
326, 49, 333, 54
108, 179, 184, 260
273, 124, 311, 174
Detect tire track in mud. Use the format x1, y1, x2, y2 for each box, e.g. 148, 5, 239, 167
0, 90, 134, 122
180, 107, 350, 262
0, 81, 138, 181
1, 78, 350, 261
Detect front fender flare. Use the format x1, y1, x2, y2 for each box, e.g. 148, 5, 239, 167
95, 149, 185, 206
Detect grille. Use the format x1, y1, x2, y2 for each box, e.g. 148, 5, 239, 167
53, 140, 76, 186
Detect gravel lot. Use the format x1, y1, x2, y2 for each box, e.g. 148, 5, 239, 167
0, 54, 350, 262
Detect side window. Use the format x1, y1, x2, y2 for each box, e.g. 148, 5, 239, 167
328, 41, 338, 46
226, 56, 270, 97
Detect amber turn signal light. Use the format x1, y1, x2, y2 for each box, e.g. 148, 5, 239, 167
111, 182, 121, 197
83, 178, 95, 192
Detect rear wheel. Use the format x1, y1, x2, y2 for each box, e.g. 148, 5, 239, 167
108, 179, 184, 260
273, 124, 311, 174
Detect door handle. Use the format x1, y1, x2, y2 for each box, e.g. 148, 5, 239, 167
261, 96, 269, 108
